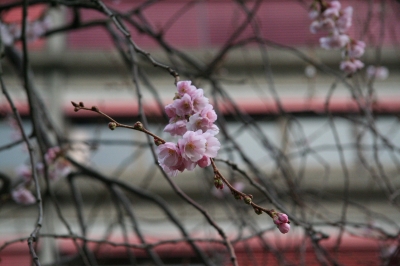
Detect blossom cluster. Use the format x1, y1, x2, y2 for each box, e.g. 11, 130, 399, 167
273, 212, 291, 234
0, 15, 51, 46
11, 146, 72, 205
45, 146, 73, 181
366, 65, 389, 81
309, 0, 365, 74
157, 81, 221, 177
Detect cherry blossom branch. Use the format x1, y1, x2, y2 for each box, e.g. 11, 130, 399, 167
71, 101, 165, 143
70, 100, 290, 235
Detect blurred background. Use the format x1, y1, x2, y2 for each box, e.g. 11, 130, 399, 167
1, 0, 400, 265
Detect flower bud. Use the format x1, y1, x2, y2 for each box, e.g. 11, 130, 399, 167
133, 121, 143, 131
278, 223, 290, 234
233, 192, 242, 200
154, 138, 163, 146
244, 196, 252, 205
277, 213, 289, 223
254, 208, 263, 215
91, 106, 99, 112
214, 179, 220, 188
108, 122, 117, 130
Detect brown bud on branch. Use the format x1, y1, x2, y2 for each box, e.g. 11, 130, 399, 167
108, 122, 117, 130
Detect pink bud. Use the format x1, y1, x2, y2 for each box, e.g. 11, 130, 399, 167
273, 212, 289, 225
278, 223, 290, 234
277, 213, 289, 223
12, 187, 36, 205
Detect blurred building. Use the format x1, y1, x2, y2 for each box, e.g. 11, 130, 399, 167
1, 0, 400, 265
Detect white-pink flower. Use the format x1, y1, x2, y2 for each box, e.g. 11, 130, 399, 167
323, 1, 341, 18
201, 104, 217, 123
0, 23, 15, 46
337, 6, 353, 33
340, 59, 364, 74
320, 34, 349, 50
187, 113, 209, 132
187, 104, 218, 133
45, 146, 61, 164
165, 103, 177, 118
12, 187, 36, 205
205, 124, 220, 136
203, 132, 220, 158
309, 18, 335, 34
164, 118, 187, 136
366, 66, 389, 80
308, 8, 320, 20
159, 163, 181, 177
347, 40, 365, 58
176, 81, 197, 97
157, 142, 181, 167
173, 93, 193, 117
178, 130, 206, 162
48, 160, 72, 181
15, 164, 32, 182
191, 89, 209, 113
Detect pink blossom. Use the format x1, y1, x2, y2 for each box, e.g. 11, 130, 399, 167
12, 187, 36, 205
165, 103, 177, 118
159, 164, 180, 177
164, 118, 187, 136
191, 89, 209, 113
320, 34, 349, 50
173, 93, 193, 117
340, 59, 364, 74
45, 146, 61, 164
187, 113, 211, 132
157, 142, 181, 167
197, 155, 211, 168
203, 132, 220, 158
323, 1, 341, 18
48, 159, 72, 180
158, 144, 186, 176
15, 164, 32, 182
177, 81, 197, 97
178, 130, 206, 162
187, 105, 218, 133
182, 158, 197, 171
201, 104, 217, 123
337, 6, 353, 33
366, 66, 389, 80
205, 125, 220, 136
309, 18, 335, 34
308, 8, 320, 20
0, 23, 15, 45
347, 40, 365, 58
